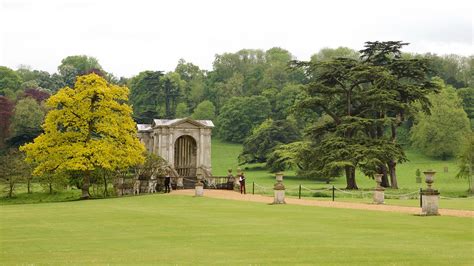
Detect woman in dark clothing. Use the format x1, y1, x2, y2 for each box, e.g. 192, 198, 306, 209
164, 172, 171, 193
239, 172, 246, 194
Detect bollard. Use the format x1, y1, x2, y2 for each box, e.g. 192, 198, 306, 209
419, 188, 422, 207
420, 170, 440, 216
332, 186, 335, 201
272, 172, 286, 204
299, 184, 301, 199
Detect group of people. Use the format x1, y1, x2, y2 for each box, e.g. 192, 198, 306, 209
159, 169, 248, 194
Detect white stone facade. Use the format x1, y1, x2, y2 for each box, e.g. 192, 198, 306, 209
137, 118, 214, 176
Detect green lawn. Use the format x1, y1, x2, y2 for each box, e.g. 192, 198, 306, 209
1, 194, 472, 265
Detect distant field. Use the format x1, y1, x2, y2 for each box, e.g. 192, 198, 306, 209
1, 194, 472, 265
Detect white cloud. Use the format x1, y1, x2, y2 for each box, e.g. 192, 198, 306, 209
0, 0, 472, 77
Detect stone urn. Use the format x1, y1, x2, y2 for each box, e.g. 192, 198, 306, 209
195, 173, 204, 197
421, 170, 440, 216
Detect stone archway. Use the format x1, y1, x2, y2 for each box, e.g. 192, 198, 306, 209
174, 135, 197, 177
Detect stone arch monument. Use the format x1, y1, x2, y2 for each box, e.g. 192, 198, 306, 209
137, 118, 214, 178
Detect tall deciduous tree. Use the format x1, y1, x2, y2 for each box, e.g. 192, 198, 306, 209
0, 149, 31, 198
239, 119, 300, 165
0, 66, 23, 94
311, 47, 360, 62
128, 71, 164, 123
456, 132, 474, 193
457, 87, 474, 126
21, 74, 145, 199
0, 96, 14, 148
21, 88, 51, 103
216, 96, 271, 142
58, 55, 103, 87
411, 79, 471, 159
9, 98, 45, 147
192, 100, 216, 120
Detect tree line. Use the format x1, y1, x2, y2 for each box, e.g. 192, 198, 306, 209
0, 42, 473, 193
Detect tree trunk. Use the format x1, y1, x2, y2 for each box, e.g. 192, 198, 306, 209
49, 182, 53, 194
380, 165, 390, 188
8, 180, 14, 198
388, 160, 399, 189
81, 171, 91, 199
345, 166, 358, 189
103, 174, 108, 198
27, 178, 31, 194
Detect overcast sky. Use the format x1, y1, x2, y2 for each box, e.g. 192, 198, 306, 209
0, 0, 472, 77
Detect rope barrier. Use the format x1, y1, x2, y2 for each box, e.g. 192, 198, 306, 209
440, 196, 474, 200
333, 187, 373, 195
300, 185, 333, 193
384, 191, 419, 197
245, 183, 473, 201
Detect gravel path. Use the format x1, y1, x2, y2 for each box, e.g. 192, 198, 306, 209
171, 189, 474, 218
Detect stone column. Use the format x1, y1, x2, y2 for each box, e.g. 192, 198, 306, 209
273, 172, 286, 204
421, 170, 440, 216
195, 171, 204, 197
373, 174, 385, 204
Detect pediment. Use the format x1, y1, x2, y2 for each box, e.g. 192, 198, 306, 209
173, 121, 200, 129
169, 118, 207, 128
152, 118, 213, 129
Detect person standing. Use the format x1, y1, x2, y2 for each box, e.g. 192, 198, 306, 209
239, 172, 246, 194
164, 172, 171, 193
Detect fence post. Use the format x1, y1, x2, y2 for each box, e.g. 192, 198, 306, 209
332, 185, 335, 201
252, 182, 255, 195
419, 188, 422, 207
299, 184, 301, 199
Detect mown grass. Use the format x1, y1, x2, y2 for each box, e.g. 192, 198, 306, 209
1, 194, 472, 265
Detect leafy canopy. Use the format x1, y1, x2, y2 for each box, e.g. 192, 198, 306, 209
21, 73, 145, 176
411, 79, 471, 159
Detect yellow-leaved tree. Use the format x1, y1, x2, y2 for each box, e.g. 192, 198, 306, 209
20, 73, 145, 199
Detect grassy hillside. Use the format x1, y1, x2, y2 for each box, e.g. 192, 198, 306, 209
1, 194, 472, 265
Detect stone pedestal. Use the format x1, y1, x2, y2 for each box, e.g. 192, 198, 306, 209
274, 190, 285, 204
273, 172, 286, 204
373, 174, 384, 204
373, 189, 385, 204
195, 184, 204, 197
421, 191, 440, 216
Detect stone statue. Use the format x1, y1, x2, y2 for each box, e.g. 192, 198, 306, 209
147, 175, 157, 193
133, 179, 141, 195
